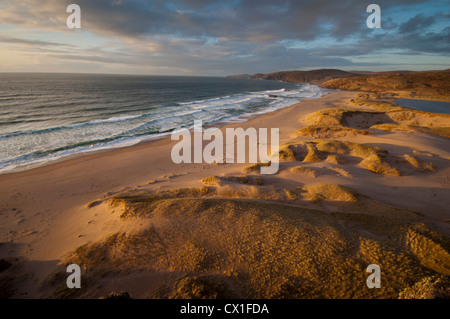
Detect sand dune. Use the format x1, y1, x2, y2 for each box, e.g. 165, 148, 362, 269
1, 90, 449, 299
39, 191, 449, 299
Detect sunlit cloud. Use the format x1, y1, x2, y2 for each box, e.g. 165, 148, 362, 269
0, 0, 448, 75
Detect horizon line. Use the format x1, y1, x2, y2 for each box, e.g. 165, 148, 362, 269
1, 67, 449, 78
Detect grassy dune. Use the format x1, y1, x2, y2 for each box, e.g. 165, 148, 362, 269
321, 70, 450, 102
45, 193, 449, 299
273, 138, 438, 177
294, 94, 450, 139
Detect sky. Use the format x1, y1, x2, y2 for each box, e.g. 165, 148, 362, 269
0, 0, 449, 76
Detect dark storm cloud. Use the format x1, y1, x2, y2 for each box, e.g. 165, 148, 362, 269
0, 0, 438, 41
74, 0, 441, 44
0, 0, 448, 74
382, 27, 450, 54
399, 14, 436, 33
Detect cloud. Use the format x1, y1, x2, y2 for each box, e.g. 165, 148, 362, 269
0, 36, 73, 47
399, 14, 436, 33
0, 0, 448, 74
0, 0, 438, 41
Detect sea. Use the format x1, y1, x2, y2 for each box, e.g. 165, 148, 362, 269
0, 73, 332, 173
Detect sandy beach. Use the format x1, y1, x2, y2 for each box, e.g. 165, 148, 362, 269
1, 90, 449, 299
1, 0, 450, 305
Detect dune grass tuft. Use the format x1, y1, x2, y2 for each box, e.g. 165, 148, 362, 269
403, 154, 436, 172
399, 276, 450, 299
290, 166, 319, 177
243, 161, 271, 173
278, 144, 298, 161
325, 154, 347, 165
202, 175, 222, 186
300, 184, 359, 202
359, 154, 400, 176
295, 125, 370, 138
283, 189, 299, 200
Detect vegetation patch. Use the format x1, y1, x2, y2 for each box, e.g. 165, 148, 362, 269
358, 154, 400, 176
290, 166, 319, 178
300, 184, 359, 202
202, 175, 222, 186
55, 196, 450, 299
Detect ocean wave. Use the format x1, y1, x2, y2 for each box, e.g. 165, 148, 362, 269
0, 113, 151, 139
178, 95, 230, 105
0, 83, 331, 173
0, 132, 170, 174
262, 88, 286, 94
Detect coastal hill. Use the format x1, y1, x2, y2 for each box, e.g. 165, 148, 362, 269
228, 68, 358, 85
321, 69, 450, 101
229, 68, 450, 101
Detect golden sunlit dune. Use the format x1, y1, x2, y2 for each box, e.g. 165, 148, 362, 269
1, 85, 449, 299
41, 191, 449, 299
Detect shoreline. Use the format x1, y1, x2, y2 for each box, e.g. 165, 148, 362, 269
0, 82, 328, 176
1, 89, 449, 299
0, 87, 331, 176
1, 88, 448, 227
0, 91, 353, 254
1, 86, 446, 176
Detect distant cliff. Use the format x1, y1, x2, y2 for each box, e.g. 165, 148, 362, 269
228, 69, 358, 85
